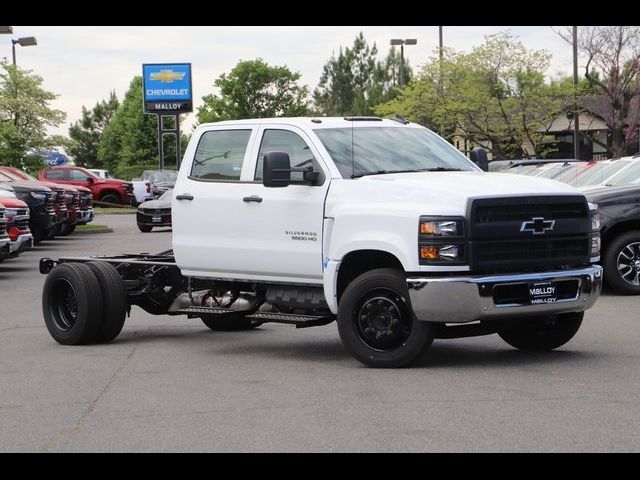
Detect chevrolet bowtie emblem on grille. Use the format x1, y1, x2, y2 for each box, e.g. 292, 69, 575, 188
521, 217, 555, 235
149, 70, 186, 83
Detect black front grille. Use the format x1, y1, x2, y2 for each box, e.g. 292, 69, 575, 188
55, 190, 65, 207
141, 208, 171, 216
0, 210, 6, 236
72, 192, 80, 208
469, 196, 591, 272
79, 193, 92, 209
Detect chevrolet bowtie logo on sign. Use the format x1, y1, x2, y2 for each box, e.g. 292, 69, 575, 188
142, 63, 193, 114
149, 70, 186, 83
520, 217, 556, 235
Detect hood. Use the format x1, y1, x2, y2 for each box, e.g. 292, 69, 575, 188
328, 171, 583, 217
138, 199, 172, 210
73, 184, 92, 193
37, 180, 68, 192
584, 184, 640, 204
0, 197, 28, 209
100, 178, 131, 186
2, 180, 51, 192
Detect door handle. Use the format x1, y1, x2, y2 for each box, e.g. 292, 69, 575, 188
242, 195, 263, 203
176, 194, 194, 201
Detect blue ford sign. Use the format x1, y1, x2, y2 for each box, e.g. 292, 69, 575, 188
26, 151, 69, 166
142, 63, 193, 114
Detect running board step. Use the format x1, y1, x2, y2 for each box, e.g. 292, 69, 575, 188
176, 306, 334, 328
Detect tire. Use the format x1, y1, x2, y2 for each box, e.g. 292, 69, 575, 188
201, 314, 261, 331
59, 223, 76, 236
603, 230, 640, 294
337, 268, 434, 368
46, 226, 57, 240
86, 261, 127, 342
42, 263, 104, 345
498, 312, 583, 351
100, 193, 121, 205
137, 223, 153, 233
32, 228, 46, 245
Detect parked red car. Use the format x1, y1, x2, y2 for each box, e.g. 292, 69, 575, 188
0, 196, 33, 258
39, 166, 135, 206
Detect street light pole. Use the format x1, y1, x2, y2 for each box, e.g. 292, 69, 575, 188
390, 38, 417, 87
11, 36, 38, 66
573, 26, 580, 160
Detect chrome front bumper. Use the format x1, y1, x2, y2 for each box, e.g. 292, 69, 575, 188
10, 234, 34, 253
77, 209, 94, 224
407, 266, 603, 323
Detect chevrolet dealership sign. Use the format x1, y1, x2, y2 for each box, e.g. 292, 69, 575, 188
142, 63, 193, 114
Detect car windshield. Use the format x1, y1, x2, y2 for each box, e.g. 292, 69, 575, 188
573, 160, 631, 186
159, 189, 173, 200
0, 170, 22, 181
313, 126, 476, 178
602, 160, 640, 186
151, 171, 177, 182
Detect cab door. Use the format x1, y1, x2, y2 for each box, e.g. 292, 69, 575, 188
236, 125, 330, 284
172, 125, 259, 278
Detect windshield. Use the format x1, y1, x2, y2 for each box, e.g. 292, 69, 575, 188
602, 160, 640, 186
151, 171, 177, 183
313, 126, 476, 178
573, 160, 631, 186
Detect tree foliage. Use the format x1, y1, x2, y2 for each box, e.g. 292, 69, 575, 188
197, 59, 309, 123
376, 32, 573, 159
67, 91, 119, 168
557, 26, 640, 157
313, 32, 412, 116
0, 60, 66, 171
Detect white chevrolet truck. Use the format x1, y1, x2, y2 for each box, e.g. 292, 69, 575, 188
40, 117, 603, 367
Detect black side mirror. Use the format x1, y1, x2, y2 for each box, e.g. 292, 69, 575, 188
87, 177, 95, 184
263, 152, 291, 188
470, 147, 489, 172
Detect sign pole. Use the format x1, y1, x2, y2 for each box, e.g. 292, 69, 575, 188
157, 114, 164, 170
176, 114, 181, 168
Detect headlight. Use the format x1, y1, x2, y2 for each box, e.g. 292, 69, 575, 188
588, 203, 600, 231
419, 219, 464, 236
420, 244, 465, 262
591, 235, 601, 257
31, 192, 46, 200
5, 208, 17, 221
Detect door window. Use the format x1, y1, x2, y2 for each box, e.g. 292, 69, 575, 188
69, 169, 91, 181
191, 130, 252, 181
255, 129, 318, 182
44, 169, 69, 181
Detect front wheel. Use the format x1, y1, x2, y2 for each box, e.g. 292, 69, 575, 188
337, 268, 434, 368
498, 312, 583, 351
603, 230, 640, 294
59, 223, 76, 236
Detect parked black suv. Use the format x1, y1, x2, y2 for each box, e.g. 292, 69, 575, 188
586, 184, 640, 294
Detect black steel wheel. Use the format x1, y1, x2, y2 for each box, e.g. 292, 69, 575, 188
337, 268, 434, 368
42, 263, 104, 345
603, 231, 640, 294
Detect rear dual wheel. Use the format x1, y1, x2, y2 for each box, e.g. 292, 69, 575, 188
42, 261, 126, 345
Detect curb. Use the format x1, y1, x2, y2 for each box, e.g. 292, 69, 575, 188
75, 228, 114, 235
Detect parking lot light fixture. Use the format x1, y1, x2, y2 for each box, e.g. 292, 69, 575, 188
0, 26, 13, 34
389, 38, 417, 87
12, 36, 37, 66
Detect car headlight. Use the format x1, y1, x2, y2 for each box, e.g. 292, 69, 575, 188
588, 202, 600, 231
419, 219, 464, 236
419, 244, 465, 263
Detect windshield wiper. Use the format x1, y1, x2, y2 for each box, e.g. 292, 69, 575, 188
351, 167, 461, 178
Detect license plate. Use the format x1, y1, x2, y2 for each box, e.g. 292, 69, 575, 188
152, 216, 162, 223
528, 281, 558, 304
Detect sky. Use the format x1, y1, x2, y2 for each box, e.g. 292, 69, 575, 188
4, 26, 577, 136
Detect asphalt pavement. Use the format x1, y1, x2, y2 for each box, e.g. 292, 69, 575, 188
0, 213, 638, 452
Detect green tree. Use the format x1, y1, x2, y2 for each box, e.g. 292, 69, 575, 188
313, 32, 412, 116
67, 91, 119, 168
377, 32, 572, 159
0, 60, 66, 171
197, 59, 309, 123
